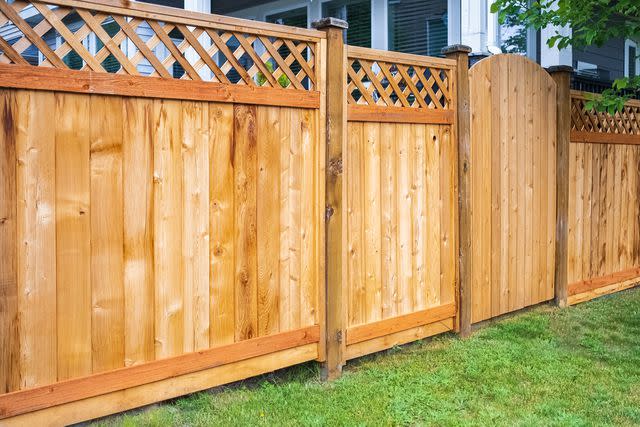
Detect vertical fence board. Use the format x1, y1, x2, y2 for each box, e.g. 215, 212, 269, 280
0, 90, 19, 392
288, 108, 302, 330
123, 97, 155, 366
380, 123, 398, 319
257, 106, 280, 336
364, 122, 382, 321
347, 122, 364, 326
209, 103, 235, 347
411, 124, 425, 311
300, 109, 316, 327
153, 99, 184, 358
278, 108, 292, 332
425, 125, 442, 309
90, 95, 125, 373
182, 101, 210, 352
15, 90, 57, 388
55, 93, 92, 380
439, 125, 456, 306
233, 104, 258, 341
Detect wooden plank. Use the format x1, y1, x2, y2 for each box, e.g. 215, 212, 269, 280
90, 95, 125, 373
570, 131, 640, 146
345, 303, 455, 345
524, 60, 534, 306
364, 122, 382, 322
347, 45, 456, 69
256, 106, 280, 336
507, 58, 518, 312
568, 267, 640, 296
604, 144, 615, 275
153, 99, 184, 358
546, 75, 557, 302
288, 108, 302, 330
0, 90, 19, 393
488, 58, 501, 318
569, 277, 639, 306
122, 97, 155, 365
498, 56, 510, 317
581, 143, 592, 281
619, 146, 630, 271
397, 124, 414, 315
5, 343, 318, 427
347, 122, 365, 326
345, 318, 453, 360
347, 105, 454, 125
300, 108, 317, 327
590, 145, 602, 280
278, 108, 292, 332
597, 145, 608, 278
612, 146, 622, 274
15, 90, 57, 388
380, 123, 398, 319
515, 58, 526, 310
182, 100, 210, 351
412, 124, 427, 311
209, 103, 235, 347
439, 125, 456, 307
55, 93, 92, 380
0, 65, 321, 109
426, 124, 442, 309
0, 326, 319, 420
233, 104, 258, 341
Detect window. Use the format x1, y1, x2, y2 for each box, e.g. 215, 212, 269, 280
388, 0, 448, 57
625, 40, 639, 78
266, 6, 308, 28
322, 0, 371, 48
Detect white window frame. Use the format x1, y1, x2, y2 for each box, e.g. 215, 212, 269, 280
624, 39, 639, 78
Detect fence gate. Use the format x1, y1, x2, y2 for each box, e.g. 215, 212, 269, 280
342, 46, 459, 359
469, 54, 557, 323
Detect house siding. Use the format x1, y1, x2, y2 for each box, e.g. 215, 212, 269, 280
573, 38, 625, 81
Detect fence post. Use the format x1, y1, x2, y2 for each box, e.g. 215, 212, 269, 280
312, 17, 348, 380
548, 65, 572, 308
443, 44, 472, 337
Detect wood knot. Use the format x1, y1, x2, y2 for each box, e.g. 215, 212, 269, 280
328, 157, 343, 176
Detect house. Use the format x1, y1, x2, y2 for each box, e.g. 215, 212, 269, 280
1, 0, 637, 90
205, 0, 639, 91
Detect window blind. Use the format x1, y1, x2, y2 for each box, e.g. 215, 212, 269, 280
322, 0, 371, 48
388, 0, 448, 57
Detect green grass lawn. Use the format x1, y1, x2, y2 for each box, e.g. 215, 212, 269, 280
97, 288, 640, 426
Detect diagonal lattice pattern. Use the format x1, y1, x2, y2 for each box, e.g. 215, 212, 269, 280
346, 57, 452, 110
0, 0, 318, 90
571, 94, 640, 135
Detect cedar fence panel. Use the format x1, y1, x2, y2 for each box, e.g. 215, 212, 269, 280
567, 91, 640, 304
343, 46, 458, 359
0, 0, 325, 423
468, 54, 557, 323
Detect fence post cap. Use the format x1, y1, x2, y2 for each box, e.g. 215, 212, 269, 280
547, 65, 573, 74
312, 17, 348, 30
442, 44, 472, 55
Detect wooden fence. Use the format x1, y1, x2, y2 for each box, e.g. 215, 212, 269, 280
1, 2, 639, 423
342, 46, 458, 360
0, 0, 325, 424
468, 55, 557, 323
567, 92, 640, 304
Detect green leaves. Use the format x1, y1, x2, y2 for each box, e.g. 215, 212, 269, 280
491, 0, 640, 111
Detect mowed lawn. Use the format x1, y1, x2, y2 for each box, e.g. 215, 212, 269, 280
96, 288, 640, 426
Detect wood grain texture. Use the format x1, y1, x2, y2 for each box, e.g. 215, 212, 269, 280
0, 90, 19, 393
469, 55, 558, 323
90, 95, 125, 373
123, 97, 155, 366
233, 104, 258, 341
55, 92, 92, 380
15, 90, 57, 388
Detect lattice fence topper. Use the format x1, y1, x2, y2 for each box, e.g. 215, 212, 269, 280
0, 0, 318, 90
347, 57, 452, 109
571, 94, 640, 135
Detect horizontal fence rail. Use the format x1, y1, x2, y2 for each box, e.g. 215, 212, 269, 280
0, 0, 324, 107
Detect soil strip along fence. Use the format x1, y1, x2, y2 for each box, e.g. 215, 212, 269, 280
0, 1, 639, 423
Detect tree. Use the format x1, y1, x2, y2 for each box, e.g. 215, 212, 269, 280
490, 0, 640, 112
